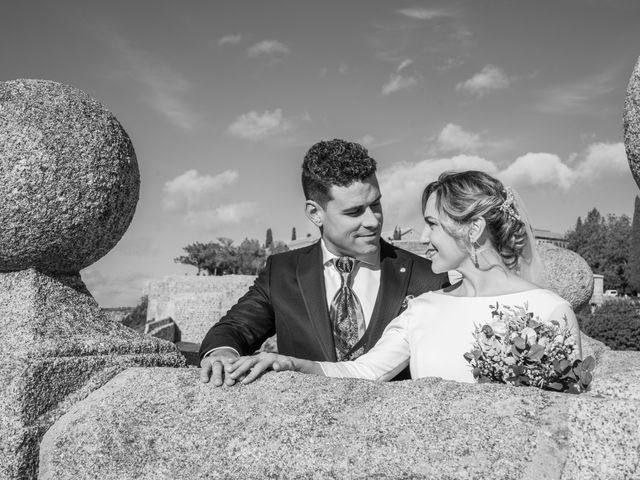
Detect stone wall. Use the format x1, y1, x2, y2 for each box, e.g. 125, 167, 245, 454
37, 336, 640, 480
144, 275, 256, 344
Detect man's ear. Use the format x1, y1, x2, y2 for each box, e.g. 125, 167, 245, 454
468, 217, 486, 244
305, 200, 324, 228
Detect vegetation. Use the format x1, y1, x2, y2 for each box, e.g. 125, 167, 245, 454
174, 237, 289, 275
577, 299, 640, 351
566, 207, 634, 294
629, 196, 640, 293
122, 295, 148, 333
265, 228, 273, 249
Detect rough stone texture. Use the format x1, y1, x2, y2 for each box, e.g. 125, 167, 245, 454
624, 56, 640, 190
0, 269, 186, 480
39, 341, 639, 480
0, 79, 139, 273
144, 275, 256, 344
539, 243, 594, 311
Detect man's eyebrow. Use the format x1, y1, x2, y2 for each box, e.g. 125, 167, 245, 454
342, 194, 383, 212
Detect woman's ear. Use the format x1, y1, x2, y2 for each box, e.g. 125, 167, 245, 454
304, 200, 324, 228
468, 217, 486, 244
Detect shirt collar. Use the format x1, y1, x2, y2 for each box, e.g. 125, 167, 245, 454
320, 239, 380, 268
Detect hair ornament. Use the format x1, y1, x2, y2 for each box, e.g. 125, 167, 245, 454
500, 187, 521, 221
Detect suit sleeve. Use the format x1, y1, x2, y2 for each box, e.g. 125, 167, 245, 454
199, 256, 277, 360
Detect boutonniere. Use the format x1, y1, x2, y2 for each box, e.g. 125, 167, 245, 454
400, 295, 414, 312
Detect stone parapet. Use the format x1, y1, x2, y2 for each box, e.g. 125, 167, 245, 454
39, 337, 638, 480
144, 275, 256, 344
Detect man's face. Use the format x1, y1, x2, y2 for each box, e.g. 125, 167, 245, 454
313, 175, 383, 258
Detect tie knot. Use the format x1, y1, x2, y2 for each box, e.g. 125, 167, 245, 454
334, 256, 356, 274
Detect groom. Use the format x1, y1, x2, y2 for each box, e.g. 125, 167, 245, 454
199, 138, 448, 386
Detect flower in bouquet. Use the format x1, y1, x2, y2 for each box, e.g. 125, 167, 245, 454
463, 302, 595, 393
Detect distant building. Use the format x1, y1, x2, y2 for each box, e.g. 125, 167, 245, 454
533, 228, 568, 249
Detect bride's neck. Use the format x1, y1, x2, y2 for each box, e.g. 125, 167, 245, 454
453, 264, 523, 297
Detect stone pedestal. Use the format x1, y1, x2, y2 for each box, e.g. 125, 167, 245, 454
0, 270, 185, 479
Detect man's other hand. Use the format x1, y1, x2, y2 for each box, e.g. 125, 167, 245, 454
199, 348, 239, 386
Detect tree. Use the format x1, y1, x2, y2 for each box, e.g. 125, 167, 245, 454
291, 227, 297, 241
566, 208, 632, 292
215, 237, 238, 274
237, 238, 266, 274
265, 228, 273, 249
629, 196, 640, 294
267, 241, 289, 256
174, 238, 238, 275
174, 241, 220, 275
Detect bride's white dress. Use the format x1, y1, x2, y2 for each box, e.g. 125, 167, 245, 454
319, 288, 572, 383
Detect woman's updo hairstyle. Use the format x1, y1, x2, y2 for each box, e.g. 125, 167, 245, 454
421, 170, 529, 270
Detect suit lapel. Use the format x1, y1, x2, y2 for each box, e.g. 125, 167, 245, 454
296, 242, 336, 360
365, 241, 411, 349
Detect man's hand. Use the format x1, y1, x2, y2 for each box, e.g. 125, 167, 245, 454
199, 348, 240, 386
226, 352, 297, 385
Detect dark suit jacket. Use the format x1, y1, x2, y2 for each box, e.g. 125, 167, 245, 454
199, 240, 448, 375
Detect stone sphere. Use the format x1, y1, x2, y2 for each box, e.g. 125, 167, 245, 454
539, 243, 594, 311
0, 79, 139, 273
624, 56, 640, 190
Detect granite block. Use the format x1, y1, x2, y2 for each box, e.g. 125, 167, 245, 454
39, 363, 640, 480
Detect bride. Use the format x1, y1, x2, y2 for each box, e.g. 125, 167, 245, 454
227, 170, 583, 384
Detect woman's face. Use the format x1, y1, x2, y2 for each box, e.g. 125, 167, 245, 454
422, 195, 469, 273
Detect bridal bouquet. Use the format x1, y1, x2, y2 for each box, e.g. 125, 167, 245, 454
463, 303, 595, 393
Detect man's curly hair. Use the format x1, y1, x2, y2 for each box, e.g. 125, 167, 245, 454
302, 139, 377, 206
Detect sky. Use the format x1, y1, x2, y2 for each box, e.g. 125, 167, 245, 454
3, 1, 640, 306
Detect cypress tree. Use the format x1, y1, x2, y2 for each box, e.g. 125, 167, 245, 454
291, 227, 297, 241
265, 228, 273, 248
629, 196, 640, 293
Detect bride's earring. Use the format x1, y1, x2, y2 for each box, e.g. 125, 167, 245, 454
471, 240, 480, 268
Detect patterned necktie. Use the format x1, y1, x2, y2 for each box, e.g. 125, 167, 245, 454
330, 256, 366, 361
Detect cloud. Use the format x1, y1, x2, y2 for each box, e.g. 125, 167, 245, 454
184, 202, 259, 229
500, 153, 575, 190
247, 40, 290, 58
108, 35, 197, 130
536, 69, 618, 114
396, 8, 453, 20
382, 59, 419, 95
163, 169, 259, 230
227, 109, 294, 140
218, 33, 243, 46
377, 142, 628, 228
436, 123, 482, 153
500, 142, 627, 189
577, 142, 628, 179
163, 169, 239, 212
456, 65, 512, 97
378, 154, 497, 220
360, 134, 375, 146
